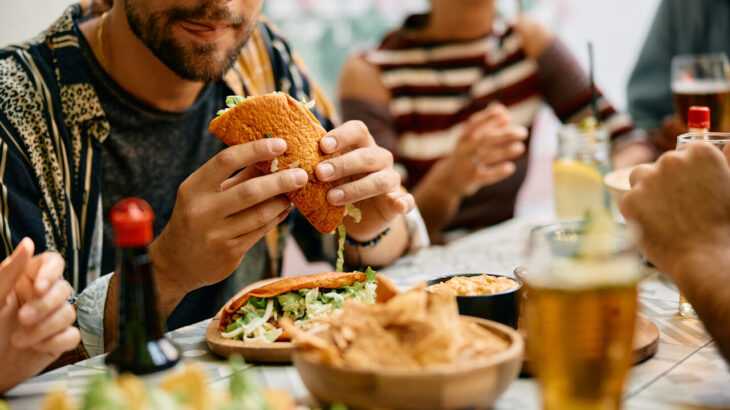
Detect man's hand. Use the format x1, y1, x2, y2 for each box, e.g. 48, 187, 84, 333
438, 104, 527, 197
315, 121, 415, 241
0, 238, 80, 393
620, 142, 730, 276
150, 138, 306, 310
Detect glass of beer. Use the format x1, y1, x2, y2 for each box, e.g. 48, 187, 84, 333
675, 132, 730, 318
524, 218, 643, 410
672, 53, 730, 131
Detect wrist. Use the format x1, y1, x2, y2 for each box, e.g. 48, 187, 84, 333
148, 237, 187, 315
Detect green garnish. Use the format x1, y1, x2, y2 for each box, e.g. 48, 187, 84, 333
264, 133, 273, 139
226, 95, 246, 108
365, 266, 376, 282
345, 203, 362, 223
336, 225, 346, 272
249, 297, 267, 309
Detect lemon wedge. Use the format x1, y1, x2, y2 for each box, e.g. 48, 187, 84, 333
553, 159, 605, 220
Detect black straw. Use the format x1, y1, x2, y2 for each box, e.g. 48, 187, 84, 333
588, 42, 599, 123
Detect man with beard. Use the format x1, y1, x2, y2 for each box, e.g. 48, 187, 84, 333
0, 0, 423, 363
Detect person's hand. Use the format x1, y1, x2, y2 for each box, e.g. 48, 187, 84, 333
315, 121, 415, 241
650, 115, 686, 153
438, 104, 527, 197
620, 142, 730, 277
150, 139, 306, 301
0, 238, 81, 393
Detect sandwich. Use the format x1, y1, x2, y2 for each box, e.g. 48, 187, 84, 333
209, 92, 344, 234
218, 269, 398, 343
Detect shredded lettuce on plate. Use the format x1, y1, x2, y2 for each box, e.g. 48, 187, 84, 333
223, 269, 378, 341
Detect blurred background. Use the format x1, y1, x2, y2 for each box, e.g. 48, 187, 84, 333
0, 0, 661, 269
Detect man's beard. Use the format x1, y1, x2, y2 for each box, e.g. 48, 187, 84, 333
125, 1, 253, 81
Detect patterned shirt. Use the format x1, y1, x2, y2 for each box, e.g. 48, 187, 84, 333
0, 3, 340, 357
354, 15, 637, 229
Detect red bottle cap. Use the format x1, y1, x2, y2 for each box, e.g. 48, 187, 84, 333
110, 198, 154, 247
688, 106, 711, 130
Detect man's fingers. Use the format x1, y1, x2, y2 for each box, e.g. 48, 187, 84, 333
13, 303, 76, 348
196, 139, 287, 186
376, 192, 416, 222
219, 166, 258, 192
0, 238, 33, 301
473, 124, 528, 145
464, 104, 510, 136
30, 252, 65, 294
316, 146, 393, 182
231, 211, 290, 254
477, 141, 526, 166
320, 121, 374, 154
223, 197, 292, 238
475, 162, 517, 186
219, 168, 307, 216
31, 326, 81, 356
629, 164, 655, 188
18, 279, 73, 327
328, 169, 400, 206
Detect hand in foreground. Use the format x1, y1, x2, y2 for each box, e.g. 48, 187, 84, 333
315, 121, 415, 241
620, 142, 730, 276
151, 139, 307, 299
437, 104, 527, 197
0, 238, 80, 393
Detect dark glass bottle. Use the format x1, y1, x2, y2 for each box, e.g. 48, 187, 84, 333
105, 198, 180, 374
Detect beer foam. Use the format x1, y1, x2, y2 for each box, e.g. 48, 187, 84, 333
672, 80, 730, 94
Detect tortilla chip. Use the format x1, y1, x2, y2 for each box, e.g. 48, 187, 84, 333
209, 92, 345, 233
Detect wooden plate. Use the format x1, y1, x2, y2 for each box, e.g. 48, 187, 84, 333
520, 315, 659, 375
206, 274, 399, 363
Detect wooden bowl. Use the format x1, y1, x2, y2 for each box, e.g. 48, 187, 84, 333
292, 317, 524, 410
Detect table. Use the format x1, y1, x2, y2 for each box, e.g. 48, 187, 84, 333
5, 218, 730, 409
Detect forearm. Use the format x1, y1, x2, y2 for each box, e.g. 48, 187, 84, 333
674, 249, 730, 362
347, 214, 409, 268
413, 161, 462, 241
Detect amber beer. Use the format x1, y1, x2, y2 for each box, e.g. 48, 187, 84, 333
673, 80, 730, 131
526, 284, 638, 410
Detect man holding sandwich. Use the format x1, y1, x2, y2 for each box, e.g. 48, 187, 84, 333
0, 0, 424, 364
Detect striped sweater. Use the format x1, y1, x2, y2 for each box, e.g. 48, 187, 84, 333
346, 15, 634, 229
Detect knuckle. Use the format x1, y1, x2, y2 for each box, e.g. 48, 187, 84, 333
216, 149, 239, 170
238, 181, 261, 203
360, 148, 380, 170
351, 120, 369, 135
253, 204, 270, 226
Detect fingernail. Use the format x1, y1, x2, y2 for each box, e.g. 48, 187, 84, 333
321, 137, 337, 153
328, 189, 345, 204
318, 163, 334, 180
270, 139, 286, 153
292, 169, 308, 186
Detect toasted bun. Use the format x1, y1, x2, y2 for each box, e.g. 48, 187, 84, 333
209, 92, 344, 233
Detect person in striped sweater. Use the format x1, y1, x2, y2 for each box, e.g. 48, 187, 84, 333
339, 0, 653, 242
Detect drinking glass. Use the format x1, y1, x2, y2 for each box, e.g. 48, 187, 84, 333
671, 53, 730, 131
524, 220, 643, 410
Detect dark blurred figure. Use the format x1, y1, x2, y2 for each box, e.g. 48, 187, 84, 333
628, 0, 730, 153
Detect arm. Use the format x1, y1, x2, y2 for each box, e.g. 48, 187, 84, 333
516, 18, 656, 167
338, 56, 523, 241
621, 143, 730, 363
674, 249, 730, 361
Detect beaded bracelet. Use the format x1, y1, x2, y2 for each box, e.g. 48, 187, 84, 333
345, 227, 391, 248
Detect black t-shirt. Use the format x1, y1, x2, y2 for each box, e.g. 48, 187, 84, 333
78, 30, 249, 329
